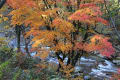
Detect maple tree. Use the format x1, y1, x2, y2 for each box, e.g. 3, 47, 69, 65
0, 0, 116, 78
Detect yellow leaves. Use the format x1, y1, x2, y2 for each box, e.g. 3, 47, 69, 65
52, 18, 75, 34
41, 14, 48, 18
0, 14, 9, 23
30, 29, 73, 54
9, 5, 52, 27
29, 28, 73, 53
61, 43, 72, 53
9, 6, 33, 26
24, 11, 48, 27
32, 39, 45, 48
8, 0, 59, 27
0, 18, 2, 23
3, 17, 9, 21
39, 51, 49, 59
0, 14, 3, 17
58, 60, 74, 78
47, 0, 56, 5
35, 51, 49, 59
9, 6, 47, 27
34, 48, 50, 59
90, 35, 102, 42
11, 15, 24, 26
0, 4, 9, 13
52, 42, 72, 53
4, 25, 10, 29
0, 37, 7, 46
30, 30, 63, 49
44, 8, 59, 18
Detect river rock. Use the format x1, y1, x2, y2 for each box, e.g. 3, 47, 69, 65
112, 57, 120, 66
84, 75, 91, 80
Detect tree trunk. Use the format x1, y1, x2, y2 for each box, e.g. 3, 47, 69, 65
15, 26, 21, 52
25, 38, 31, 57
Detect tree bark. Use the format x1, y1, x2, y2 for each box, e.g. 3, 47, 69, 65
56, 52, 66, 72
15, 26, 21, 52
25, 38, 31, 57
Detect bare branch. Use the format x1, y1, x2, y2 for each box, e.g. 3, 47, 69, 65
104, 0, 120, 40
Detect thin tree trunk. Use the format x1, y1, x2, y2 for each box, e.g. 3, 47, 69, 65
25, 38, 31, 57
15, 26, 21, 52
104, 0, 120, 40
56, 52, 66, 72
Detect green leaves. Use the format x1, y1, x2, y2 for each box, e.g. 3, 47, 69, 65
0, 60, 10, 79
12, 69, 22, 80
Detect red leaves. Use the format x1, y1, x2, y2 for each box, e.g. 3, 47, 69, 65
85, 35, 115, 57
74, 42, 84, 50
74, 35, 115, 57
69, 10, 91, 20
68, 1, 109, 25
6, 0, 36, 9
96, 17, 109, 25
80, 3, 96, 8
118, 68, 120, 74
6, 0, 114, 58
68, 8, 93, 24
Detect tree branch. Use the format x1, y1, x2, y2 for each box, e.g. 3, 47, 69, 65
104, 0, 120, 40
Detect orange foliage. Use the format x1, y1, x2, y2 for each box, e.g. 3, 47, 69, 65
84, 35, 115, 57
7, 0, 36, 9
5, 0, 116, 77
52, 18, 75, 34
74, 35, 115, 57
68, 3, 108, 25
7, 0, 114, 61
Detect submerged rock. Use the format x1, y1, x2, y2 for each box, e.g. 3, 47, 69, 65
84, 75, 91, 80
112, 57, 120, 66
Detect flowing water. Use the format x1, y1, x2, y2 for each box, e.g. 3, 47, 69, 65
48, 56, 119, 80
9, 38, 120, 80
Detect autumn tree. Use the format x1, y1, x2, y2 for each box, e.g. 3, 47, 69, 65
4, 0, 115, 78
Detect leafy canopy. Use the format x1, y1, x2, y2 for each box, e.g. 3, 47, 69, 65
5, 0, 115, 75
